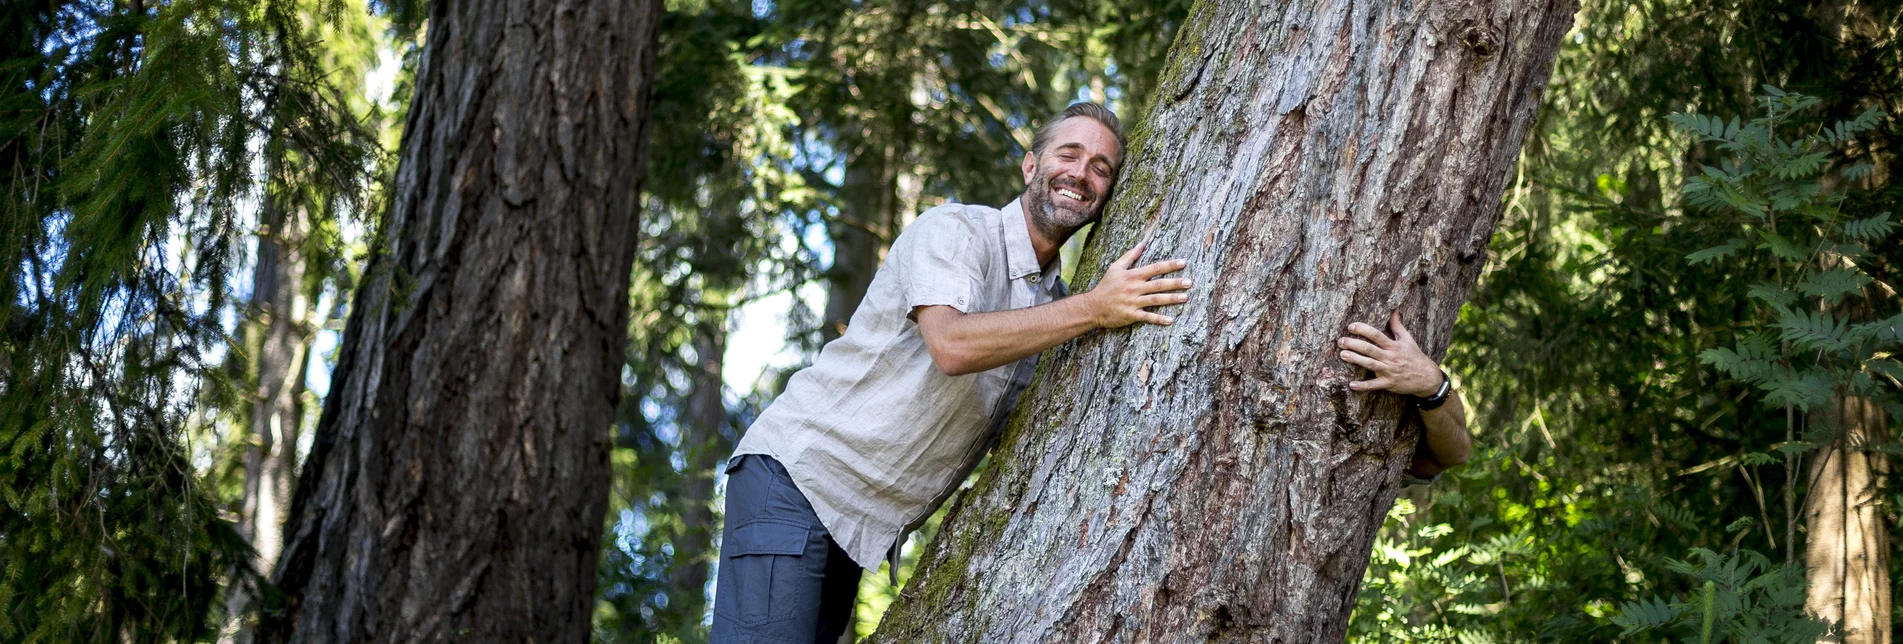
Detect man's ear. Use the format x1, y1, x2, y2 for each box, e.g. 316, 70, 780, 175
1021, 152, 1037, 183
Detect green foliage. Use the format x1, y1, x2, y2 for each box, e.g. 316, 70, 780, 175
0, 0, 374, 640
1674, 89, 1893, 415
1611, 547, 1826, 642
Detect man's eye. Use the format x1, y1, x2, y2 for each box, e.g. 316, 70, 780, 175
1060, 153, 1077, 161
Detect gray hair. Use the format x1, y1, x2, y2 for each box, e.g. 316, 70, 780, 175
1029, 102, 1125, 160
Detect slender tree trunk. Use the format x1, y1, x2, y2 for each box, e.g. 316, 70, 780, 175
221, 199, 315, 641
1806, 395, 1892, 644
822, 158, 896, 343
667, 302, 730, 632
262, 0, 663, 640
871, 0, 1575, 640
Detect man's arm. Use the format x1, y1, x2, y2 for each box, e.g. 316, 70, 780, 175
915, 243, 1191, 376
1336, 311, 1472, 478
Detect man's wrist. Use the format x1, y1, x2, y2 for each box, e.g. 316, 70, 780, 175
1078, 289, 1106, 329
1411, 372, 1452, 410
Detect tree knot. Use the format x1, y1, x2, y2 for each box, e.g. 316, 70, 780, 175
1460, 24, 1501, 60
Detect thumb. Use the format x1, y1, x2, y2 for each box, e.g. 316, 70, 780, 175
1390, 311, 1416, 343
1113, 242, 1145, 270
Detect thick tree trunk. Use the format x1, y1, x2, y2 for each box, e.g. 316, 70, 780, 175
666, 305, 730, 631
261, 0, 663, 640
870, 0, 1575, 641
221, 200, 315, 641
1805, 396, 1892, 644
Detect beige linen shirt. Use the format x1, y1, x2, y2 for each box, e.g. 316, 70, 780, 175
731, 198, 1066, 572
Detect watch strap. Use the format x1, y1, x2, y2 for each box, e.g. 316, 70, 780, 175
1413, 373, 1452, 410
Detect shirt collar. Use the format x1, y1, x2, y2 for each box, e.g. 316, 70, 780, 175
1001, 198, 1052, 281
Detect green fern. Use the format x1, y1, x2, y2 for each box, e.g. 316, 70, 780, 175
1842, 212, 1895, 240
1612, 596, 1681, 634
1795, 267, 1872, 304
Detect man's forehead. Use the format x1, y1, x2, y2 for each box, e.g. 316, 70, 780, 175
1048, 118, 1121, 164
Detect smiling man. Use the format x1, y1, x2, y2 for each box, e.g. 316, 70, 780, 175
710, 103, 1470, 643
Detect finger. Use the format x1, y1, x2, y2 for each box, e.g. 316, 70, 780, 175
1132, 258, 1188, 279
1137, 277, 1194, 294
1143, 312, 1175, 326
1336, 337, 1389, 360
1138, 292, 1190, 307
1348, 377, 1394, 392
1113, 243, 1146, 270
1347, 322, 1395, 347
1389, 311, 1416, 344
1338, 350, 1388, 371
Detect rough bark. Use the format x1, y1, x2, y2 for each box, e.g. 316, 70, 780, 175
261, 0, 663, 641
1805, 396, 1892, 644
871, 0, 1576, 641
667, 307, 730, 630
221, 199, 315, 642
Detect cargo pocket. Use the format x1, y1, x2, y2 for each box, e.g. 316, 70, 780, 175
717, 520, 811, 627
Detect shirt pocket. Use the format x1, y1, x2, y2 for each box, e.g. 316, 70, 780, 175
718, 520, 813, 627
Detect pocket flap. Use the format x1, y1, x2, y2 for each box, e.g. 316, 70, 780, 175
724, 521, 807, 557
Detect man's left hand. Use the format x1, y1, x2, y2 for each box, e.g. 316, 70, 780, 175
1337, 311, 1443, 397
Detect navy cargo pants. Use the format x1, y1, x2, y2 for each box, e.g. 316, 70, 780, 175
712, 454, 862, 643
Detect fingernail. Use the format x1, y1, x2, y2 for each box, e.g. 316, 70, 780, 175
1177, 260, 1188, 268
1184, 279, 1194, 288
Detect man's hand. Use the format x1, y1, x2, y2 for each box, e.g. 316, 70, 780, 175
1336, 311, 1442, 396
1086, 243, 1191, 328
1337, 311, 1472, 474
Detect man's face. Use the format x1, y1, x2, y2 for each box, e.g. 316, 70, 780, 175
1021, 117, 1121, 238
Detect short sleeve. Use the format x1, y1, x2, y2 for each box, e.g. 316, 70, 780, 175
891, 208, 985, 316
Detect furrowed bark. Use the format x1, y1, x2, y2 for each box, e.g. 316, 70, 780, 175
1805, 396, 1893, 644
262, 0, 663, 640
872, 0, 1576, 640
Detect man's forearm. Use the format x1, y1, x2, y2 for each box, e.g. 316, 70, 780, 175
917, 296, 1101, 376
1409, 395, 1471, 477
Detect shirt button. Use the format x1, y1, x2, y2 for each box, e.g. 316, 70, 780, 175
1027, 275, 1040, 283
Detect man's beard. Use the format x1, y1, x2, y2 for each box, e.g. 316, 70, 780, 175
1024, 165, 1102, 240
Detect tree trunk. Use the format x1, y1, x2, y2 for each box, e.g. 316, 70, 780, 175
261, 0, 663, 640
666, 303, 730, 632
870, 0, 1575, 640
822, 158, 897, 343
1805, 396, 1893, 644
221, 199, 315, 641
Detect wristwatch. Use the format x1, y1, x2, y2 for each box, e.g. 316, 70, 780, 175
1413, 372, 1452, 411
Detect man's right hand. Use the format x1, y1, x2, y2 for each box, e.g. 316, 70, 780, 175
1088, 243, 1191, 328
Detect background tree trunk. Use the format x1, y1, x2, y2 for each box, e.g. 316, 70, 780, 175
823, 158, 899, 343
221, 198, 315, 642
871, 0, 1576, 640
666, 302, 731, 632
1805, 395, 1892, 644
262, 0, 663, 640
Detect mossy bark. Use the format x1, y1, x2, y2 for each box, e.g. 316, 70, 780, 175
261, 0, 663, 641
871, 0, 1576, 641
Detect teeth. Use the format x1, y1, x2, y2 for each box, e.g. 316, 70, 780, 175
1057, 189, 1085, 200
